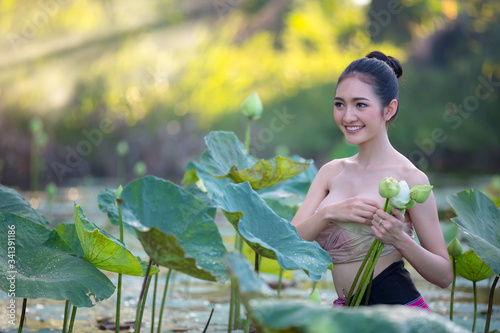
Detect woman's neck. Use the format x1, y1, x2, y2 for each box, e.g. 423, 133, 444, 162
355, 131, 396, 166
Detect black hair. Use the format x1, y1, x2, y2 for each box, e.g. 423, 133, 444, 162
337, 51, 403, 122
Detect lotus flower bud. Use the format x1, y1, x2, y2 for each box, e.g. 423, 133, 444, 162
410, 185, 433, 203
115, 185, 123, 199
241, 91, 263, 119
389, 180, 411, 209
447, 237, 463, 258
404, 199, 416, 209
379, 177, 400, 198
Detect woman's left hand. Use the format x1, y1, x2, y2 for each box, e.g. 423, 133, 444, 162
371, 206, 407, 247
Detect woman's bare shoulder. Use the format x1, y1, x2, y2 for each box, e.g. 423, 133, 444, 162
317, 158, 348, 178
392, 153, 430, 186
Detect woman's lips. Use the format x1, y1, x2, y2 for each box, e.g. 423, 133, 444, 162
345, 125, 364, 133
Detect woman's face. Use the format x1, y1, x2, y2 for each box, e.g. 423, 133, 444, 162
333, 76, 387, 145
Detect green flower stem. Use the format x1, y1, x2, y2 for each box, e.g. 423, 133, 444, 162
244, 118, 252, 153
116, 198, 124, 333
62, 300, 70, 333
450, 258, 457, 321
67, 305, 77, 333
349, 198, 391, 306
228, 280, 235, 333
116, 273, 123, 332
484, 276, 499, 333
352, 241, 384, 307
137, 273, 152, 333
364, 272, 374, 306
244, 314, 251, 333
135, 260, 153, 333
157, 268, 172, 333
18, 298, 27, 333
234, 286, 241, 328
254, 252, 259, 273
472, 281, 477, 332
151, 273, 158, 333
346, 240, 378, 306
277, 268, 284, 298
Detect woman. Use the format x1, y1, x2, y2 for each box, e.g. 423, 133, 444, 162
291, 51, 452, 309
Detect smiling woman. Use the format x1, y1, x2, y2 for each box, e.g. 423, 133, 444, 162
291, 51, 452, 309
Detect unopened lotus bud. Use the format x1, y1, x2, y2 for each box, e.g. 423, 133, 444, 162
379, 177, 400, 198
447, 237, 463, 258
115, 185, 123, 199
410, 185, 433, 203
241, 91, 263, 119
404, 199, 416, 209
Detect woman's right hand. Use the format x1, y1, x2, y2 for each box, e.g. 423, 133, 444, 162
321, 196, 380, 226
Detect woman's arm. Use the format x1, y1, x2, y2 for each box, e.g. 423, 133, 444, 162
372, 172, 453, 288
291, 163, 333, 241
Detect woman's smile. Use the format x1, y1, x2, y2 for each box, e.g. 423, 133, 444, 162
345, 125, 365, 133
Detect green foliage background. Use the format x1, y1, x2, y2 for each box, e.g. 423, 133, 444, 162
0, 0, 499, 188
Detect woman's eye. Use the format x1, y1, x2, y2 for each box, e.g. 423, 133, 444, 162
357, 103, 367, 108
334, 102, 344, 108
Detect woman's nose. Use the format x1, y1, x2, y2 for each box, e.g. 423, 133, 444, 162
343, 106, 357, 122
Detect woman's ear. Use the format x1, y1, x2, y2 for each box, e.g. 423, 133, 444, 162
384, 99, 398, 121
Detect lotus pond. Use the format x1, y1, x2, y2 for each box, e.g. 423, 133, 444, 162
0, 131, 499, 333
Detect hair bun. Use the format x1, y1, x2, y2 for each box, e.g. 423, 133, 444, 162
366, 51, 403, 78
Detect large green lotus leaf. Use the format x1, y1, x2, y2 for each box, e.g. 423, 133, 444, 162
213, 182, 331, 281
118, 176, 228, 282
0, 213, 115, 307
53, 222, 157, 276
0, 184, 49, 226
224, 252, 274, 301
447, 189, 500, 275
200, 131, 310, 190
72, 204, 148, 276
53, 223, 86, 258
257, 156, 317, 198
183, 161, 233, 199
456, 250, 495, 282
184, 183, 217, 219
259, 190, 303, 221
248, 300, 468, 333
97, 188, 137, 237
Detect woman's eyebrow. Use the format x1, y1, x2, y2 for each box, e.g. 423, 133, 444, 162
334, 97, 371, 101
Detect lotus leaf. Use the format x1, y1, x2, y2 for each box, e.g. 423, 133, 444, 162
97, 188, 137, 237
257, 156, 317, 197
183, 161, 233, 199
447, 189, 500, 275
0, 213, 115, 308
213, 182, 331, 281
249, 301, 469, 333
224, 252, 274, 300
0, 184, 49, 226
200, 131, 310, 190
117, 176, 228, 282
73, 204, 150, 276
241, 242, 294, 279
456, 250, 495, 282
